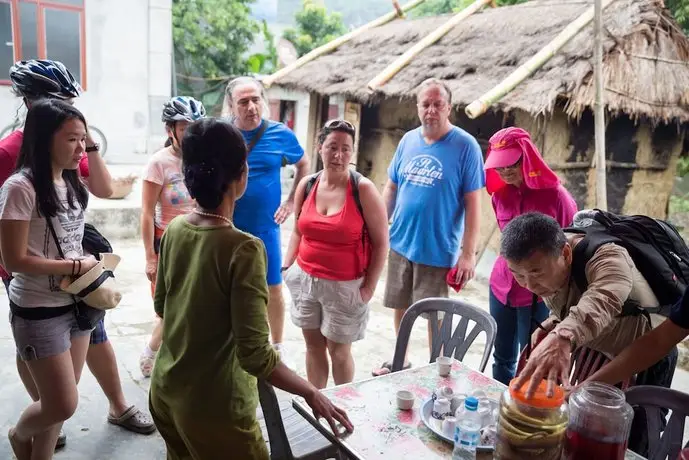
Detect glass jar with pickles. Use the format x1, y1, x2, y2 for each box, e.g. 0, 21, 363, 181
494, 379, 568, 460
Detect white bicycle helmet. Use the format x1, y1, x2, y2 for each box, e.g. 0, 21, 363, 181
9, 59, 82, 100
162, 96, 206, 123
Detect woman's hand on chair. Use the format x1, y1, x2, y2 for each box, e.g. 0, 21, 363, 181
305, 388, 354, 436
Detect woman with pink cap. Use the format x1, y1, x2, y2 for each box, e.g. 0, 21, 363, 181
484, 127, 577, 385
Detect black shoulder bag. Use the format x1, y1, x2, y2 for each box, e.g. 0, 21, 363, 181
45, 216, 98, 330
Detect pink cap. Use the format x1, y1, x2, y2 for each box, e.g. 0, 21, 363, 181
484, 144, 522, 170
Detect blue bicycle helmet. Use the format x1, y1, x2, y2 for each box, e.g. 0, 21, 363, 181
9, 59, 82, 100
162, 96, 206, 123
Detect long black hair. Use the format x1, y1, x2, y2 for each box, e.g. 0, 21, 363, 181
16, 99, 89, 217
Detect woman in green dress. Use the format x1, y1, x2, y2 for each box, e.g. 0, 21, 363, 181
149, 117, 353, 459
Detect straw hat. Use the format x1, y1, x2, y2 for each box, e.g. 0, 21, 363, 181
60, 253, 122, 310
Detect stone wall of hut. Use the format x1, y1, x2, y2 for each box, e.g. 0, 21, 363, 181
513, 108, 683, 219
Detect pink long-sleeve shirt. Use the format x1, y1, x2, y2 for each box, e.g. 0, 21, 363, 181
490, 183, 578, 307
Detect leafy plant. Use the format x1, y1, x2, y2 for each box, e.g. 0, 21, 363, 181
247, 20, 279, 74
678, 156, 689, 178
282, 0, 347, 57
172, 0, 259, 97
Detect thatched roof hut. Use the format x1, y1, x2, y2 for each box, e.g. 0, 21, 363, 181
271, 0, 689, 250
274, 0, 689, 124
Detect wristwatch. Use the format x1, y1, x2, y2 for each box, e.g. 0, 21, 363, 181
280, 266, 289, 273
85, 143, 100, 153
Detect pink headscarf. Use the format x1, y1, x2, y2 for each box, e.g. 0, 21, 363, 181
484, 127, 560, 195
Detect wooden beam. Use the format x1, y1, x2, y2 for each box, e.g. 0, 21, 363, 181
343, 101, 363, 170
262, 0, 427, 88
367, 0, 492, 91
465, 0, 617, 119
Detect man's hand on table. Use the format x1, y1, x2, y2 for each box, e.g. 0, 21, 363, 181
305, 388, 354, 436
514, 330, 572, 399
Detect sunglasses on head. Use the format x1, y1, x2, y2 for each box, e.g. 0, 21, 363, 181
324, 119, 355, 133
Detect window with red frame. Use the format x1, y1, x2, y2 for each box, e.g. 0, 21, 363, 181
0, 0, 86, 87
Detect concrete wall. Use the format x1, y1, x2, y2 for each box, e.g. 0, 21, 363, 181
0, 0, 172, 164
266, 86, 311, 149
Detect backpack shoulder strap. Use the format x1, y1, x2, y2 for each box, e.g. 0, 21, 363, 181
349, 169, 364, 217
246, 120, 271, 153
566, 225, 618, 294
302, 171, 322, 203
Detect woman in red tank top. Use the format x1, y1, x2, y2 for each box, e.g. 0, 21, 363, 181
282, 120, 389, 388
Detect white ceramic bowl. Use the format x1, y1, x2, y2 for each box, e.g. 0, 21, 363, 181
396, 390, 415, 410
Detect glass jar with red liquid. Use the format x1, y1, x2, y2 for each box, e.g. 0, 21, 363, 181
564, 382, 634, 460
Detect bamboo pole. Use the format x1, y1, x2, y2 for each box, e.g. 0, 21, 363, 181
594, 0, 608, 210
367, 0, 493, 91
465, 0, 616, 119
262, 0, 427, 88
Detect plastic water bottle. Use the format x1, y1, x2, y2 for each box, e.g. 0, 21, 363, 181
453, 396, 481, 459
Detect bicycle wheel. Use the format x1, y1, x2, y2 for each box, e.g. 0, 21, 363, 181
88, 125, 108, 157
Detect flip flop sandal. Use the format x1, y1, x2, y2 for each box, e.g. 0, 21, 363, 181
371, 360, 412, 377
107, 406, 157, 435
55, 429, 66, 449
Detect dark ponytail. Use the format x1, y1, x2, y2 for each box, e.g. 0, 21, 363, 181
182, 118, 248, 210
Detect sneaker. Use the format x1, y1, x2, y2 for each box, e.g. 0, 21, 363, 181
55, 429, 66, 450
139, 352, 155, 378
273, 343, 294, 369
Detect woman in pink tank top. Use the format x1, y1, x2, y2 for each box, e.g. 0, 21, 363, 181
283, 120, 389, 388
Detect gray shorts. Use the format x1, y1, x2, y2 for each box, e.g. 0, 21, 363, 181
284, 264, 369, 344
10, 307, 105, 361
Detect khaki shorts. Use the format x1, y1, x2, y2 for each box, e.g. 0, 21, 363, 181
383, 250, 449, 318
284, 264, 369, 344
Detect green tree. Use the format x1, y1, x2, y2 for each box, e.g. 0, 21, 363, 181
666, 0, 689, 35
247, 20, 279, 74
172, 0, 259, 100
282, 0, 347, 57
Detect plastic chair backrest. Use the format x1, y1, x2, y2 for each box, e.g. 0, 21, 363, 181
391, 297, 497, 373
625, 385, 689, 460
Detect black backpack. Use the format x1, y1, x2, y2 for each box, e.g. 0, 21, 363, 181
566, 209, 689, 320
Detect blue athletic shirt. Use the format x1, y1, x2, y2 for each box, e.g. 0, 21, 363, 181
234, 120, 304, 233
388, 125, 485, 268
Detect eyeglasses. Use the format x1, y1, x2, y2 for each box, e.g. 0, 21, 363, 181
496, 157, 522, 172
324, 119, 355, 133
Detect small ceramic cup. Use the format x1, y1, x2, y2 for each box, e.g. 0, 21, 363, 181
436, 356, 452, 377
442, 416, 457, 438
396, 390, 415, 411
451, 393, 467, 414
433, 386, 453, 401
432, 397, 451, 420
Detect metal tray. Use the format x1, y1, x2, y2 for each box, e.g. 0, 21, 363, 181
419, 398, 496, 452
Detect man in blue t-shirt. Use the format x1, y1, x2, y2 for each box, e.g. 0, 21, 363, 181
373, 78, 486, 376
226, 77, 310, 364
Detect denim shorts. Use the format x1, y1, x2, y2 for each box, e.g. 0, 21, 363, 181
10, 305, 105, 361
